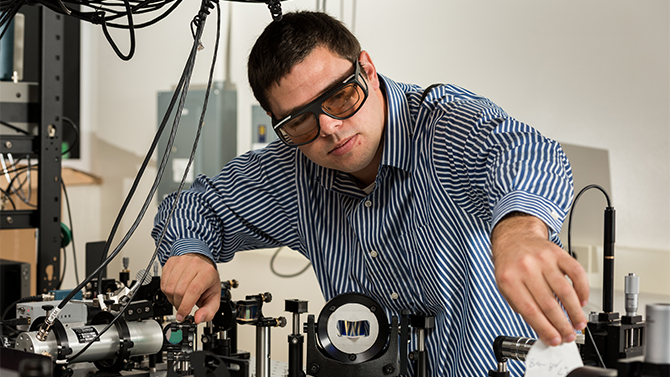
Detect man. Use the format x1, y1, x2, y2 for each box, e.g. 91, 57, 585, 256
153, 11, 589, 376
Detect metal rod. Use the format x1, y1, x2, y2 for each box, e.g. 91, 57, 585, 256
256, 326, 271, 377
602, 207, 615, 313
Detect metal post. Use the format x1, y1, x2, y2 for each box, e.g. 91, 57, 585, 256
37, 5, 64, 293
256, 326, 270, 377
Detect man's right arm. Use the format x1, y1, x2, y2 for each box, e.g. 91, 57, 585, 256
151, 143, 303, 323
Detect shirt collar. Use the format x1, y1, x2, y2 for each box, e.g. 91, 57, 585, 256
378, 73, 417, 173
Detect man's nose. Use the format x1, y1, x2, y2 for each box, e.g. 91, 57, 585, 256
319, 113, 342, 137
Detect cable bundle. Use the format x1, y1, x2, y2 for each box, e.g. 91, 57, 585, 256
0, 0, 182, 60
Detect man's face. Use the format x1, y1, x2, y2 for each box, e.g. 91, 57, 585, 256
267, 47, 386, 186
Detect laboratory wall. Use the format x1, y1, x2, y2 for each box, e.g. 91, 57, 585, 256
58, 0, 669, 360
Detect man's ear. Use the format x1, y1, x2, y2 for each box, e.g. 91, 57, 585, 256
358, 50, 380, 90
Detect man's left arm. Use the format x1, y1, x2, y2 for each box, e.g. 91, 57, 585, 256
491, 211, 589, 346
429, 92, 589, 345
469, 107, 587, 346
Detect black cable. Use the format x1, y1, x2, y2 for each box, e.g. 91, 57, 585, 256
89, 0, 221, 300
567, 184, 611, 258
0, 0, 176, 60
105, 0, 183, 28
585, 325, 606, 368
0, 120, 30, 134
0, 186, 17, 209
0, 162, 30, 176
270, 247, 312, 278
61, 116, 80, 157
58, 246, 67, 290
93, 2, 204, 298
1, 295, 43, 322
1, 295, 46, 337
3, 158, 35, 207
98, 0, 136, 60
65, 0, 221, 363
0, 0, 21, 41
566, 184, 612, 369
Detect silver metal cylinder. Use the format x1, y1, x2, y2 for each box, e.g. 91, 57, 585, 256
625, 273, 639, 317
293, 313, 300, 335
645, 303, 670, 365
256, 326, 271, 377
498, 336, 536, 361
417, 328, 425, 352
14, 320, 163, 362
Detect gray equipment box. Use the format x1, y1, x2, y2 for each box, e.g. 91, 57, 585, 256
16, 300, 88, 331
156, 82, 237, 203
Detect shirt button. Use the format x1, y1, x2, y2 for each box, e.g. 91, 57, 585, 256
391, 292, 399, 300
364, 200, 372, 208
370, 250, 378, 258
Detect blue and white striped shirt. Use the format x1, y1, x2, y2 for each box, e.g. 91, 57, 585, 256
153, 74, 574, 377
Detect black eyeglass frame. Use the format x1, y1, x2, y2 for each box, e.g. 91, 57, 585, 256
271, 61, 369, 147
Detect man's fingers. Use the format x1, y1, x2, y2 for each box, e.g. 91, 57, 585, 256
496, 268, 564, 345
175, 266, 218, 320
160, 254, 220, 322
560, 254, 590, 308
527, 273, 576, 344
194, 283, 222, 323
175, 280, 199, 320
506, 283, 562, 346
554, 256, 588, 331
161, 258, 182, 308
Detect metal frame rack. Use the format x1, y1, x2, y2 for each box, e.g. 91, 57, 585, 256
1, 5, 64, 293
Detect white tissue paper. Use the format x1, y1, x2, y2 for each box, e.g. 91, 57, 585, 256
524, 339, 584, 377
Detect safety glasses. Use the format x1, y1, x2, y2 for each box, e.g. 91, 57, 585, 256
272, 62, 369, 147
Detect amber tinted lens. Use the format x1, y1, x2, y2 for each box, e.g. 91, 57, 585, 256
322, 83, 363, 118
280, 112, 319, 145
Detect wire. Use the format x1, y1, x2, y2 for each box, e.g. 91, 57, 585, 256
0, 0, 21, 41
270, 247, 312, 278
61, 116, 80, 157
1, 295, 44, 337
0, 0, 180, 60
65, 0, 221, 363
0, 295, 44, 336
94, 0, 208, 297
58, 246, 67, 290
0, 186, 17, 209
585, 325, 606, 368
566, 184, 611, 260
1, 154, 34, 206
566, 184, 611, 368
98, 0, 137, 60
0, 120, 30, 135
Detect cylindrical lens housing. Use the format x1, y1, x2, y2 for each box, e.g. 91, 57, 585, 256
645, 303, 670, 365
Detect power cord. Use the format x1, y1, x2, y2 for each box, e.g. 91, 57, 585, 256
0, 0, 181, 60
567, 184, 611, 260
566, 184, 613, 370
584, 325, 606, 368
64, 0, 222, 363
270, 247, 312, 278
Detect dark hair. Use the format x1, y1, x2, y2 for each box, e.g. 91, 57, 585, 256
248, 11, 362, 113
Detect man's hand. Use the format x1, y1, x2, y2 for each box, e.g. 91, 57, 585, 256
161, 253, 221, 324
491, 213, 589, 346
